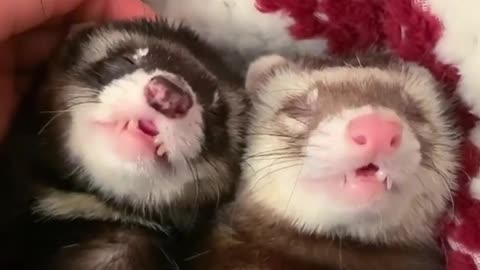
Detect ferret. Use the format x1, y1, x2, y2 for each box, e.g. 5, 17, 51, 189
185, 52, 460, 270
0, 18, 248, 270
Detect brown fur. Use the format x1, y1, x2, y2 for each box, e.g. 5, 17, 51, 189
187, 204, 444, 270
186, 52, 455, 270
269, 53, 453, 165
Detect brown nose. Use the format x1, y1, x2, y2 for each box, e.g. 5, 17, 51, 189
144, 75, 193, 119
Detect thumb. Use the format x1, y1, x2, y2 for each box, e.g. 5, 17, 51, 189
70, 0, 157, 23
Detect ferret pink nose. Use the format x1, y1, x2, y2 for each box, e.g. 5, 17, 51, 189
347, 114, 403, 155
144, 75, 193, 118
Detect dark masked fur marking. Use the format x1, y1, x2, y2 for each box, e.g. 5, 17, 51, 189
0, 18, 248, 270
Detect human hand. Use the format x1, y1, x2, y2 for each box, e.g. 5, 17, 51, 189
0, 0, 156, 141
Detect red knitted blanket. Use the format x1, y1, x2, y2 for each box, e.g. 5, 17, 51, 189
255, 0, 480, 269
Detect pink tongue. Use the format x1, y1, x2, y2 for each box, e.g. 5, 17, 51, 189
138, 120, 159, 136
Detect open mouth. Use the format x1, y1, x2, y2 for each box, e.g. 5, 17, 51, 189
355, 163, 379, 177
138, 119, 159, 137
345, 163, 392, 190
95, 119, 167, 158
110, 119, 159, 139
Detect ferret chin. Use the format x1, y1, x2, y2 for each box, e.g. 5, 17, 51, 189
186, 52, 460, 270
0, 18, 248, 270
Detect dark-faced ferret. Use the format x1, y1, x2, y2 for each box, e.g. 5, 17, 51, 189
0, 18, 248, 270
186, 53, 461, 270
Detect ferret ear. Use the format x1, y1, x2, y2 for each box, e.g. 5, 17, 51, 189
245, 54, 290, 92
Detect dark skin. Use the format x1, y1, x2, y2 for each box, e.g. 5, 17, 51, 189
0, 0, 156, 142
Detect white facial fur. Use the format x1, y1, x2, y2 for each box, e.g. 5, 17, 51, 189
65, 64, 205, 207
239, 55, 459, 245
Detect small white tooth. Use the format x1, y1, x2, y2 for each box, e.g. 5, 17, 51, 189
375, 170, 387, 182
386, 178, 393, 190
156, 144, 166, 156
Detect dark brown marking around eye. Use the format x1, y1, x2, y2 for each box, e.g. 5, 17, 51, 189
281, 96, 313, 119
121, 55, 136, 65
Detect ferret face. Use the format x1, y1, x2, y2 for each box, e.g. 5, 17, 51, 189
40, 21, 243, 207
241, 54, 459, 244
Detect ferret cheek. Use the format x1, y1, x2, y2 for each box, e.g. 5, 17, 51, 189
162, 124, 204, 162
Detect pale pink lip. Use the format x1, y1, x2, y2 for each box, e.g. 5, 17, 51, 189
305, 163, 391, 205
95, 119, 162, 160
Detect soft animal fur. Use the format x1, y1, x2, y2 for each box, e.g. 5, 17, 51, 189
185, 52, 460, 270
0, 18, 248, 270
147, 1, 480, 268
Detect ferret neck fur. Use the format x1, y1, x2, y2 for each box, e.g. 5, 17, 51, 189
211, 201, 443, 269
229, 193, 440, 246
32, 188, 168, 233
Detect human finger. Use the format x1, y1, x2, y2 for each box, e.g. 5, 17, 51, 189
71, 0, 156, 23
14, 28, 68, 70
0, 0, 86, 41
